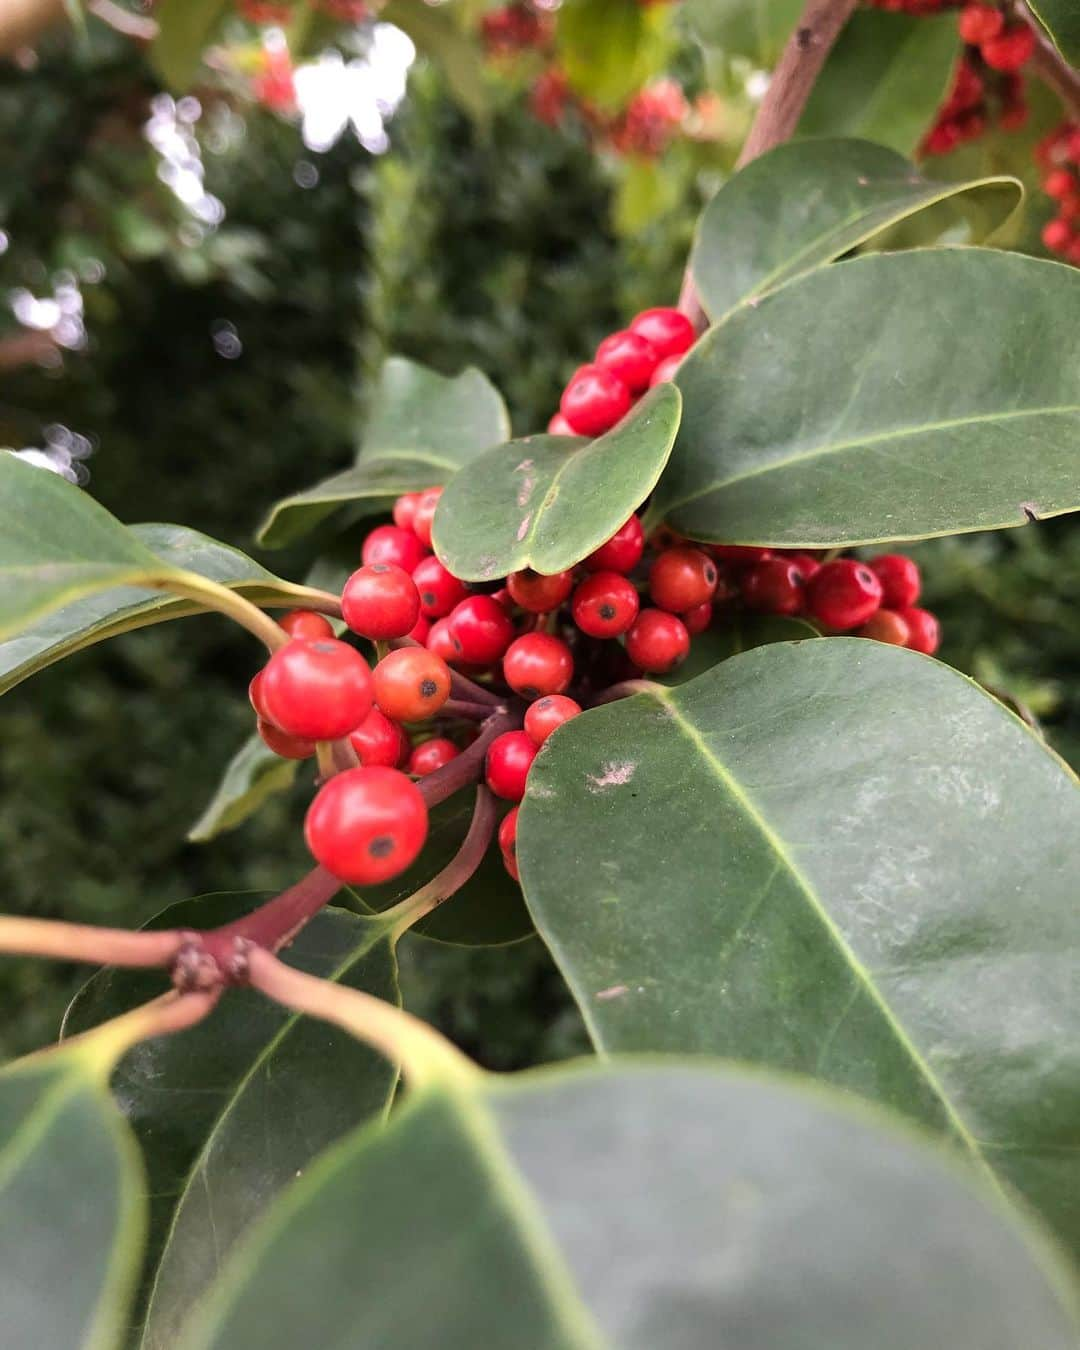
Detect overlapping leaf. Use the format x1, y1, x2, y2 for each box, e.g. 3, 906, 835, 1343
177, 1061, 1080, 1348
1029, 0, 1080, 62
258, 358, 510, 547
519, 639, 1080, 1256
657, 250, 1080, 547
187, 734, 300, 843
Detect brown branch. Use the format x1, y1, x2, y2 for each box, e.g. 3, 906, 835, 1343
199, 867, 342, 976
678, 0, 860, 328
418, 708, 517, 808
1021, 3, 1080, 122
388, 787, 498, 934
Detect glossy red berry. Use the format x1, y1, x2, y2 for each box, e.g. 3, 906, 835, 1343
711, 545, 772, 565
649, 354, 683, 387
958, 3, 1003, 44
426, 617, 459, 664
411, 487, 443, 548
595, 329, 659, 392
447, 595, 515, 665
502, 632, 574, 698
629, 306, 695, 360
341, 563, 421, 640
1043, 218, 1073, 252
412, 555, 468, 619
304, 766, 428, 884
485, 730, 538, 801
742, 558, 805, 615
681, 600, 713, 635
626, 609, 690, 673
506, 567, 575, 613
361, 524, 427, 574
981, 24, 1035, 71
407, 737, 460, 776
806, 560, 883, 630
571, 571, 640, 638
585, 515, 645, 574
348, 707, 409, 768
260, 639, 374, 741
278, 609, 335, 641
373, 647, 452, 722
249, 670, 272, 721
257, 718, 316, 760
649, 546, 719, 613
406, 613, 431, 645
787, 552, 821, 581
859, 609, 911, 647
897, 606, 941, 655
499, 805, 520, 881
392, 492, 420, 530
559, 364, 632, 437
547, 412, 575, 436
524, 694, 581, 746
1044, 169, 1075, 200
869, 554, 921, 608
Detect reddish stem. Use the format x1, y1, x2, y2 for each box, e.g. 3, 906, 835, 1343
200, 866, 343, 975
419, 708, 517, 808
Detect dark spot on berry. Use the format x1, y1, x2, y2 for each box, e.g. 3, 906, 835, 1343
420, 678, 438, 697
312, 641, 337, 653
536, 697, 553, 710
856, 566, 875, 585
523, 685, 539, 699
368, 835, 396, 858
372, 564, 390, 573
421, 591, 435, 606
704, 562, 717, 585
599, 603, 616, 620
451, 635, 463, 653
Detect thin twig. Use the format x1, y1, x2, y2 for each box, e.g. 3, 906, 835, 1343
441, 698, 501, 720
589, 678, 663, 707
152, 575, 288, 653
201, 866, 342, 974
387, 788, 498, 937
0, 915, 189, 969
418, 709, 516, 809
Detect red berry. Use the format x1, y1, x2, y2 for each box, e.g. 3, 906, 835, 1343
547, 412, 575, 436
524, 694, 581, 745
958, 3, 1003, 44
981, 23, 1035, 71
406, 613, 431, 645
806, 560, 883, 630
595, 329, 659, 393
897, 606, 941, 655
506, 568, 574, 613
585, 515, 645, 573
392, 492, 420, 530
260, 639, 374, 741
629, 306, 695, 360
711, 545, 772, 564
447, 595, 515, 665
571, 571, 640, 638
742, 558, 805, 615
649, 546, 719, 612
559, 364, 633, 437
858, 609, 911, 647
278, 609, 335, 641
341, 563, 421, 640
257, 718, 316, 760
681, 600, 713, 635
373, 647, 452, 722
426, 617, 459, 664
411, 487, 443, 548
648, 353, 683, 387
787, 551, 821, 581
249, 670, 272, 720
869, 554, 921, 608
1045, 169, 1076, 200
348, 707, 409, 768
625, 609, 690, 673
485, 730, 538, 801
412, 555, 468, 619
407, 737, 460, 776
361, 524, 427, 574
499, 805, 520, 881
502, 632, 574, 698
1043, 218, 1073, 252
304, 766, 428, 884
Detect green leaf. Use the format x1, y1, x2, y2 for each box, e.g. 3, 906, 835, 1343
187, 734, 299, 843
0, 523, 315, 697
555, 0, 673, 113
1029, 0, 1080, 63
657, 250, 1080, 547
798, 12, 958, 156
519, 639, 1080, 1256
179, 1061, 1080, 1349
258, 358, 510, 548
683, 0, 802, 66
0, 1048, 145, 1349
432, 384, 681, 582
63, 897, 399, 1349
690, 139, 1020, 324
359, 790, 533, 946
381, 0, 490, 124
657, 613, 818, 687
149, 0, 230, 91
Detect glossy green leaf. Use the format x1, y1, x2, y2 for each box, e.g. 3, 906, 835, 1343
555, 0, 673, 113
149, 0, 230, 90
690, 139, 1020, 324
799, 12, 958, 156
657, 250, 1080, 547
0, 1047, 145, 1349
1029, 0, 1080, 62
258, 358, 510, 547
658, 613, 818, 687
432, 384, 681, 582
0, 523, 314, 697
520, 639, 1080, 1255
187, 734, 299, 843
683, 0, 802, 66
63, 897, 399, 1349
179, 1061, 1080, 1349
359, 790, 532, 945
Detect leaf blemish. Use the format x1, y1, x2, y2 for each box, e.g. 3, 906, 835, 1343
516, 514, 532, 541
586, 760, 636, 791
595, 984, 629, 1001
515, 459, 536, 508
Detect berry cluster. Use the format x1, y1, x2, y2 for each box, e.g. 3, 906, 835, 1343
1037, 122, 1080, 260
481, 3, 553, 59
238, 0, 368, 24
921, 50, 1027, 156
